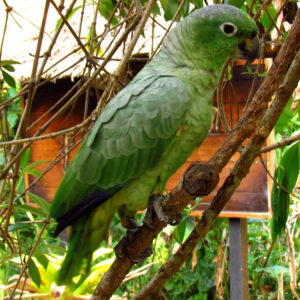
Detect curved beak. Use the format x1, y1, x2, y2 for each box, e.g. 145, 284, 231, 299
232, 35, 259, 63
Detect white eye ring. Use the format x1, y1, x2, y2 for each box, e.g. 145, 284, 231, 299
219, 22, 238, 36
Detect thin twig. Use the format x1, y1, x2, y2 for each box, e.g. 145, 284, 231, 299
49, 0, 97, 66
36, 0, 78, 81
2, 0, 51, 236
259, 154, 296, 197
286, 223, 300, 300
251, 239, 275, 299
216, 58, 231, 135
151, 0, 187, 58
261, 132, 300, 153
253, 0, 272, 21
9, 218, 50, 299
0, 4, 11, 66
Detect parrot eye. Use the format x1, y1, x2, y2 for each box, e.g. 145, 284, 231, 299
219, 22, 238, 36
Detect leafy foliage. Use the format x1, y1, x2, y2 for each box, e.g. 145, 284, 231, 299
0, 60, 20, 88
271, 99, 300, 239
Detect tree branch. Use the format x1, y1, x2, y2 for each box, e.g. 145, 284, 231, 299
261, 131, 300, 153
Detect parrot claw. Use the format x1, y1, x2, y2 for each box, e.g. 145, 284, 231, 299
144, 194, 182, 228
114, 229, 153, 264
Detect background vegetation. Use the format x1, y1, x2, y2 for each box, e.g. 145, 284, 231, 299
0, 0, 299, 299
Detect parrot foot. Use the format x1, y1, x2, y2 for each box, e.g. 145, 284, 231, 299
144, 194, 182, 229
114, 229, 153, 264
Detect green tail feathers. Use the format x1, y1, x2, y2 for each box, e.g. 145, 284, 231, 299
56, 209, 114, 285
57, 215, 90, 285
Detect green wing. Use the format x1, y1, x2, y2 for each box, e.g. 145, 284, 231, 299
51, 74, 192, 219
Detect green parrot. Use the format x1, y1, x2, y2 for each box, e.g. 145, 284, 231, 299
50, 4, 258, 284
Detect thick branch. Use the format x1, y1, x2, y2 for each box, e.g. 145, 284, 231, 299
92, 8, 300, 300
93, 164, 219, 300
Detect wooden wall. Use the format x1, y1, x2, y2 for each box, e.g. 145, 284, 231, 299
25, 78, 98, 201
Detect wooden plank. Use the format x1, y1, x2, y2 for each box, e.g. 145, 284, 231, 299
191, 212, 270, 219
229, 218, 249, 300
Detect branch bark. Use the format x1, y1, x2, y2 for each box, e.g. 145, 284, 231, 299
92, 8, 300, 299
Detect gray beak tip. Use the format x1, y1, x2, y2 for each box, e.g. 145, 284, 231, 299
238, 35, 260, 63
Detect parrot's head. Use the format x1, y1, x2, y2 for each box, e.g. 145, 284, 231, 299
164, 4, 259, 71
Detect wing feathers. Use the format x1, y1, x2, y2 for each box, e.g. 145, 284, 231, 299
53, 75, 191, 216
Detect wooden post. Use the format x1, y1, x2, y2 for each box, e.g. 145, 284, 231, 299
229, 218, 249, 300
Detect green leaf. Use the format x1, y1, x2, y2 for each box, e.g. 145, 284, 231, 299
7, 113, 19, 129
20, 148, 31, 169
14, 204, 48, 217
283, 140, 300, 192
160, 0, 178, 21
152, 2, 161, 16
25, 169, 42, 178
275, 98, 295, 136
180, 1, 190, 18
73, 258, 115, 295
255, 265, 290, 279
27, 192, 50, 214
2, 69, 16, 88
28, 258, 41, 288
2, 64, 15, 72
190, 0, 203, 9
174, 219, 186, 245
0, 152, 5, 168
34, 250, 49, 270
93, 247, 114, 260
98, 0, 118, 26
55, 6, 81, 31
0, 59, 20, 66
8, 222, 35, 232
27, 160, 50, 169
39, 243, 66, 254
271, 140, 300, 239
227, 0, 245, 8
260, 5, 276, 29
